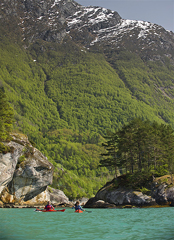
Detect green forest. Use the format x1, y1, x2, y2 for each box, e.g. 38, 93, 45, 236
100, 118, 174, 179
1, 32, 174, 199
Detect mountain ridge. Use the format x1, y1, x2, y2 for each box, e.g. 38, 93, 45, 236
1, 0, 174, 54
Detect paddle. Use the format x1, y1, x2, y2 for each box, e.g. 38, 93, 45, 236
84, 210, 92, 213
35, 208, 42, 212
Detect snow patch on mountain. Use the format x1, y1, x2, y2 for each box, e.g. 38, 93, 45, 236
51, 0, 61, 8
103, 19, 158, 39
95, 21, 157, 45
67, 6, 118, 28
67, 5, 162, 46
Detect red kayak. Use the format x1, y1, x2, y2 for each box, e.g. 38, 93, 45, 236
35, 208, 65, 212
75, 209, 83, 213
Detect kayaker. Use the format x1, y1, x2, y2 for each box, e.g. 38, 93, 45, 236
72, 201, 85, 211
44, 201, 54, 211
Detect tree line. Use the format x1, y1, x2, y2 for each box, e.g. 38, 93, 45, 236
100, 118, 174, 180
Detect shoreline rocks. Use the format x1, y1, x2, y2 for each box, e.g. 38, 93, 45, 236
48, 187, 69, 205
84, 175, 174, 208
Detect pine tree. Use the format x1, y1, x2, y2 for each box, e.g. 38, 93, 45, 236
118, 121, 137, 174
100, 132, 120, 178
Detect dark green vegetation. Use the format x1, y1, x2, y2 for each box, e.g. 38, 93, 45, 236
1, 29, 174, 198
104, 172, 174, 196
0, 87, 14, 153
100, 119, 174, 186
0, 87, 14, 141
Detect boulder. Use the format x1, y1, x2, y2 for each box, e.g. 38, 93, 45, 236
79, 197, 89, 206
166, 187, 174, 206
83, 197, 96, 208
151, 182, 168, 204
84, 197, 116, 208
48, 187, 69, 205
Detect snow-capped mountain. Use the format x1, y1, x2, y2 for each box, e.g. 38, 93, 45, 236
66, 3, 174, 62
1, 0, 174, 159
0, 0, 174, 63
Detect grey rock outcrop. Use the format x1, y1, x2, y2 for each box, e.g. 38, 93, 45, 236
94, 187, 155, 207
0, 133, 54, 205
84, 175, 174, 208
48, 187, 69, 205
0, 133, 34, 195
9, 149, 53, 202
79, 197, 89, 206
0, 142, 23, 194
0, 0, 81, 43
166, 187, 174, 206
151, 182, 168, 205
0, 133, 71, 207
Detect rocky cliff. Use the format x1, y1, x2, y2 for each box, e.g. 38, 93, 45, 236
0, 133, 69, 207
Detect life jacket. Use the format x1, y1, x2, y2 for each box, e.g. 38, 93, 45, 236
45, 204, 52, 210
75, 205, 81, 210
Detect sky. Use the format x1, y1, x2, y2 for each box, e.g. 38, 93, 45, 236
76, 0, 174, 32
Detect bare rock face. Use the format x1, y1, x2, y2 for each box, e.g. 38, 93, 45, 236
151, 182, 168, 205
23, 188, 51, 206
95, 187, 156, 207
0, 133, 30, 194
166, 187, 174, 206
9, 149, 53, 203
0, 0, 81, 43
0, 133, 54, 205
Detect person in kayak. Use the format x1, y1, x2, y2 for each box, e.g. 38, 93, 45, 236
72, 201, 85, 211
44, 201, 54, 211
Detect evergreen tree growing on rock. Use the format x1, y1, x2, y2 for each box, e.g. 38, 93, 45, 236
100, 118, 174, 179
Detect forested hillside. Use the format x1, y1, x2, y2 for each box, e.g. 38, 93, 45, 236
1, 0, 174, 199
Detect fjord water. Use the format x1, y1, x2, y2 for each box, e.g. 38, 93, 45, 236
0, 207, 174, 240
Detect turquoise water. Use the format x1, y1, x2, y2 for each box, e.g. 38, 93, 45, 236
0, 207, 174, 240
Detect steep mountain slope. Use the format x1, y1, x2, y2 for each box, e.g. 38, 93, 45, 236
0, 0, 174, 198
68, 8, 174, 58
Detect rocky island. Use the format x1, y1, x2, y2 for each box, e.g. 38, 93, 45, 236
84, 174, 174, 208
